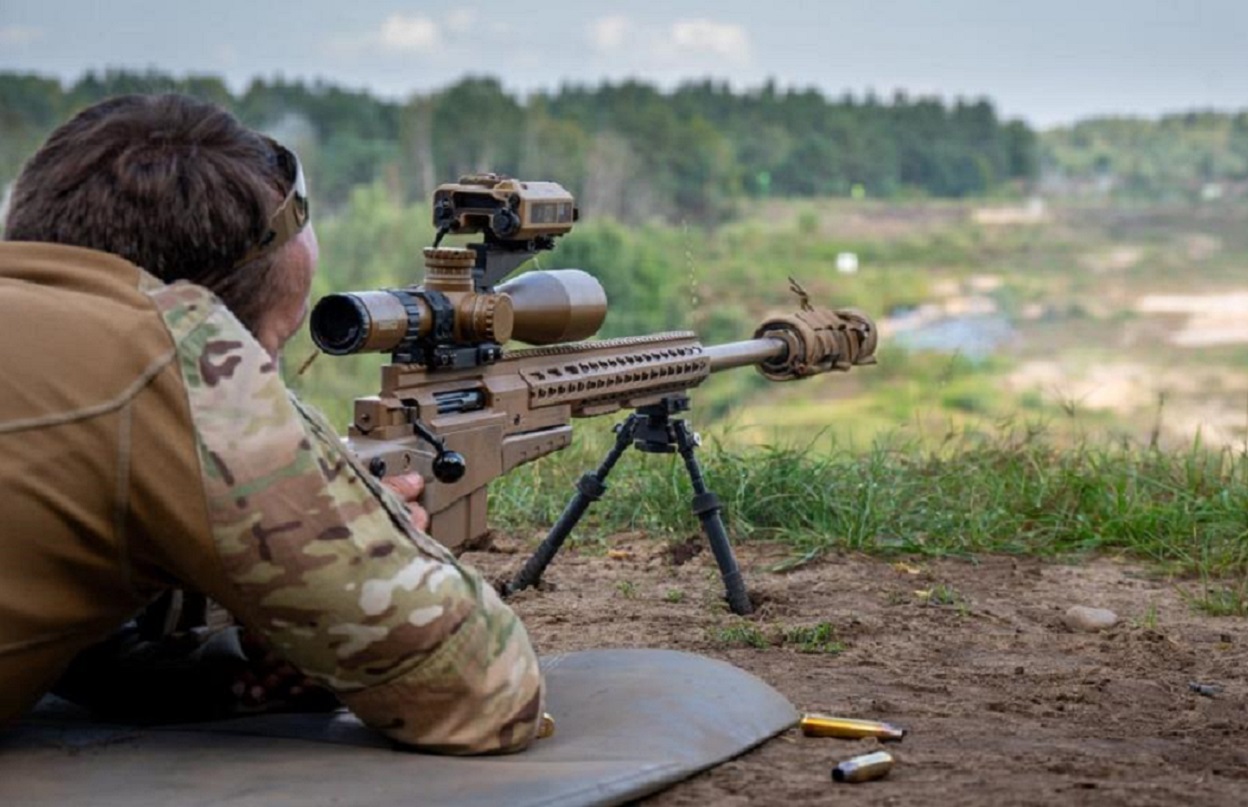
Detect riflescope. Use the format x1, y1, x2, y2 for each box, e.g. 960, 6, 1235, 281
310, 247, 607, 363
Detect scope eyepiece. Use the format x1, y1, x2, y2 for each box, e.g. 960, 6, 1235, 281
310, 294, 372, 355
310, 290, 425, 357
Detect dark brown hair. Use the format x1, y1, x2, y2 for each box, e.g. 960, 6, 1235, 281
4, 93, 290, 332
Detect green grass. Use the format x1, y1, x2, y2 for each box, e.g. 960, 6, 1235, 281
711, 620, 846, 654
492, 423, 1248, 593
1192, 584, 1248, 617
925, 584, 965, 606
780, 622, 845, 654
711, 622, 769, 649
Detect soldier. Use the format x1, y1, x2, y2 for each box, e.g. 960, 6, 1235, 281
0, 94, 544, 754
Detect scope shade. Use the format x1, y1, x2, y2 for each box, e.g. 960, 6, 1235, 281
498, 269, 607, 345
309, 290, 427, 355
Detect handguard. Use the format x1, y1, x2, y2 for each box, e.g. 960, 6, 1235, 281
754, 306, 877, 381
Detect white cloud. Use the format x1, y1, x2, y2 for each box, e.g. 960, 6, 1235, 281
379, 14, 440, 53
589, 15, 633, 53
0, 25, 44, 47
667, 19, 751, 64
445, 9, 478, 35
586, 16, 752, 69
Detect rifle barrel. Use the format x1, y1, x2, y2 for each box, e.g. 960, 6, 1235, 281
704, 337, 787, 373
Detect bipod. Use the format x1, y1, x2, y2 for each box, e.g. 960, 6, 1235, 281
504, 394, 754, 615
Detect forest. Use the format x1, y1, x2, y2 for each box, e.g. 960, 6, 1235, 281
6, 69, 1246, 222
3, 68, 1037, 224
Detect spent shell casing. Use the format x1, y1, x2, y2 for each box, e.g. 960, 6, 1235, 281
832, 750, 894, 783
537, 712, 556, 739
800, 714, 906, 742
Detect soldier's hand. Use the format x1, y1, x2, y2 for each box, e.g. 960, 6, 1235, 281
235, 630, 337, 713
381, 472, 431, 533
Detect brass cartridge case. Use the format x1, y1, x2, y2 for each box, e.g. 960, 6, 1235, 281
537, 712, 556, 739
832, 750, 894, 783
800, 714, 906, 742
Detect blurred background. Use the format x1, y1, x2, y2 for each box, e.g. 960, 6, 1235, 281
3, 1, 1247, 452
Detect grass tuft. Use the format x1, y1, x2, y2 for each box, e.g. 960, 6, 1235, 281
711, 622, 769, 649
491, 423, 1248, 602
780, 622, 845, 654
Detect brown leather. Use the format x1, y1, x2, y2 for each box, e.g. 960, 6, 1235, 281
0, 243, 218, 722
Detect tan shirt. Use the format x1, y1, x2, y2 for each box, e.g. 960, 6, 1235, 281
0, 242, 543, 753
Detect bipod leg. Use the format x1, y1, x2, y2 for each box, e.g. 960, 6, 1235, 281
673, 421, 754, 616
505, 414, 639, 596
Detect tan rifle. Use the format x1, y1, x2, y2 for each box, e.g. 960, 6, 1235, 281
310, 175, 877, 613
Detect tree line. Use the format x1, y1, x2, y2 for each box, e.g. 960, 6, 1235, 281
1041, 111, 1248, 200
5, 69, 1245, 221
1, 69, 1036, 223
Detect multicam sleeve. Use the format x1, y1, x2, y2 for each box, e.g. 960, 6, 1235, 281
151, 283, 544, 754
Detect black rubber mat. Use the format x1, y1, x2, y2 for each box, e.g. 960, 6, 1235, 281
1, 648, 797, 807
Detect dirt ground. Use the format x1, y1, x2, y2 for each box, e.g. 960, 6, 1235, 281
466, 533, 1248, 806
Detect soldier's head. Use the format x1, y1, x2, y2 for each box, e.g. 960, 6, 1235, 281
4, 93, 317, 356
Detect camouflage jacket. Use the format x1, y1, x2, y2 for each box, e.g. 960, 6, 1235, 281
0, 242, 543, 752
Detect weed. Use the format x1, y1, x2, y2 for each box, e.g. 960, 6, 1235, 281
926, 584, 964, 606
664, 589, 685, 603
781, 622, 845, 654
615, 580, 637, 599
1132, 603, 1160, 629
1190, 582, 1248, 617
711, 622, 768, 649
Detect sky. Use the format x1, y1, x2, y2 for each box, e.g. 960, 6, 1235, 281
1, 0, 1246, 127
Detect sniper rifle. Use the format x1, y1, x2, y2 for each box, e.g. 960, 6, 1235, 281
308, 174, 877, 614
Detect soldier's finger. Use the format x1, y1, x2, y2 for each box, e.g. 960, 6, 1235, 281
411, 503, 430, 533
381, 472, 426, 502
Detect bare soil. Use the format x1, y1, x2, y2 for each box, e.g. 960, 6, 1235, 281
467, 533, 1248, 806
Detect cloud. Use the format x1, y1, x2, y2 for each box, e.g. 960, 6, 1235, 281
666, 19, 751, 64
0, 25, 44, 47
379, 14, 440, 53
589, 16, 632, 53
329, 11, 487, 59
586, 16, 752, 67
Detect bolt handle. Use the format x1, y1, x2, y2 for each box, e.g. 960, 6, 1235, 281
409, 416, 468, 484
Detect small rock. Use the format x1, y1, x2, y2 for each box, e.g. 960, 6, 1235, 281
1064, 606, 1119, 633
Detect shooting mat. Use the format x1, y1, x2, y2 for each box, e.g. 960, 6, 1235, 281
0, 648, 797, 807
